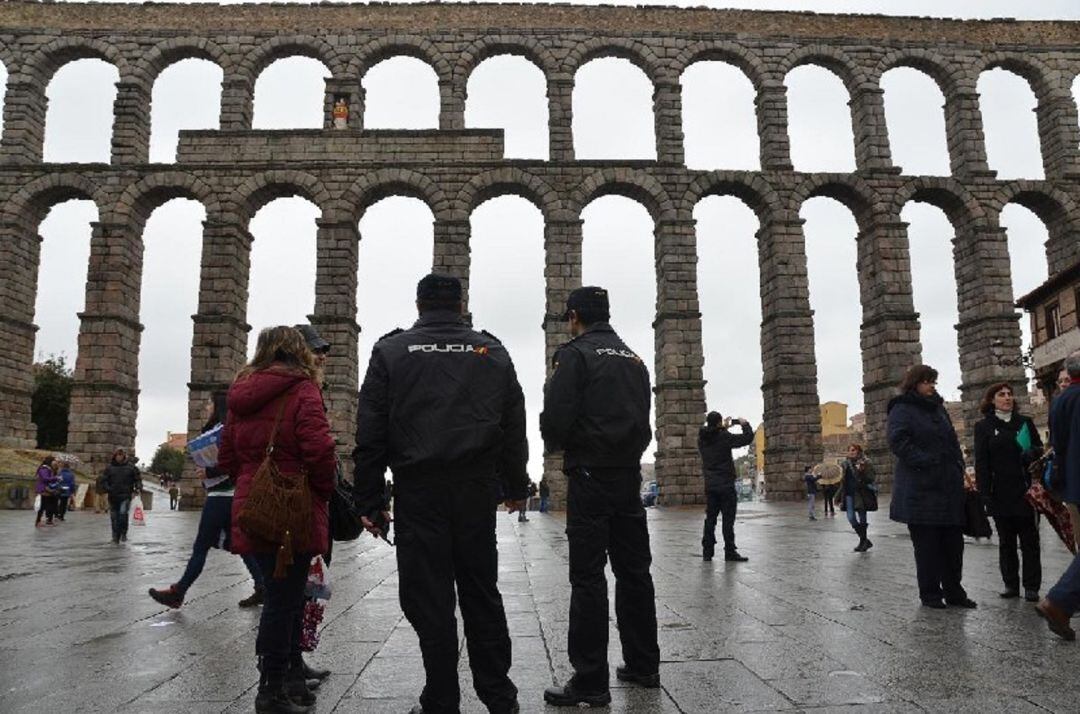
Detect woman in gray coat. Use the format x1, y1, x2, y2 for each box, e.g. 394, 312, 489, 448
887, 364, 975, 609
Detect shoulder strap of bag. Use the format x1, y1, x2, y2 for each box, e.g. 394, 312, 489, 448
265, 387, 296, 456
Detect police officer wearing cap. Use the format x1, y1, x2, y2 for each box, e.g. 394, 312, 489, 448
352, 273, 528, 714
540, 286, 660, 707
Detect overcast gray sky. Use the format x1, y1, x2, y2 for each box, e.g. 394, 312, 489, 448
25, 0, 1079, 471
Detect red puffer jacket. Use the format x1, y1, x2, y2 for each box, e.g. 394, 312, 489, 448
219, 366, 337, 556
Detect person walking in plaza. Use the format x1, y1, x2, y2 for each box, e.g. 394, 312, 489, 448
974, 382, 1043, 602
540, 286, 660, 707
353, 274, 528, 714
837, 444, 876, 552
519, 481, 537, 522
539, 477, 550, 513
803, 465, 819, 520
57, 460, 76, 520
699, 411, 754, 561
887, 364, 975, 609
168, 480, 179, 510
148, 392, 266, 611
100, 449, 142, 544
1037, 350, 1080, 640
219, 326, 338, 713
34, 457, 59, 527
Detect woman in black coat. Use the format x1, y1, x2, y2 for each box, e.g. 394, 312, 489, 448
974, 382, 1043, 602
887, 364, 976, 609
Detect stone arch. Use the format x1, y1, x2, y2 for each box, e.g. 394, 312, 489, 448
890, 177, 985, 230
342, 168, 447, 223
454, 35, 559, 84
564, 38, 663, 84
22, 36, 128, 86
352, 35, 451, 82
233, 170, 332, 223
673, 41, 766, 90
792, 174, 880, 229
875, 48, 960, 95
779, 44, 869, 93
241, 36, 345, 81
571, 169, 674, 222
454, 167, 564, 222
134, 37, 233, 88
684, 172, 778, 223
4, 172, 105, 228
110, 172, 222, 232
989, 182, 1080, 271
977, 52, 1057, 98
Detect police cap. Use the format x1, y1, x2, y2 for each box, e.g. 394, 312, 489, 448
563, 286, 609, 320
294, 324, 330, 353
416, 273, 462, 302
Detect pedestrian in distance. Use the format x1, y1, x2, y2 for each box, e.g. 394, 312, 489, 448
821, 471, 838, 518
57, 460, 76, 520
519, 481, 537, 522
887, 364, 976, 609
803, 465, 819, 520
539, 477, 550, 513
148, 392, 266, 611
1037, 350, 1080, 640
837, 444, 876, 552
168, 480, 179, 510
219, 326, 338, 713
353, 274, 528, 714
34, 457, 59, 527
699, 411, 755, 561
99, 449, 142, 544
973, 382, 1043, 602
540, 285, 660, 707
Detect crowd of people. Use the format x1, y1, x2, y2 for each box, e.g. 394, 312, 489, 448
28, 269, 1080, 712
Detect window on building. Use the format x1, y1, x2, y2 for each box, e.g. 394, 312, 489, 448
1046, 302, 1061, 340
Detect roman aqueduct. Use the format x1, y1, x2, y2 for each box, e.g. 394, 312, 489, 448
0, 1, 1077, 505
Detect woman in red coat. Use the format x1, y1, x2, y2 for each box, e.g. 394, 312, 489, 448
219, 326, 337, 714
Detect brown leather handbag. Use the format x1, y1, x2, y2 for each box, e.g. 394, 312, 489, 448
237, 390, 313, 578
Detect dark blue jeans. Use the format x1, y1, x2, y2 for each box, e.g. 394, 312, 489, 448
1048, 552, 1080, 615
254, 552, 310, 678
108, 496, 131, 539
176, 495, 263, 594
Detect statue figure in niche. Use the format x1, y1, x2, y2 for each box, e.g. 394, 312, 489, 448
332, 96, 349, 129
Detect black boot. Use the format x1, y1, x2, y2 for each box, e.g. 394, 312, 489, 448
853, 524, 869, 552
255, 660, 311, 714
284, 662, 316, 707
239, 586, 265, 608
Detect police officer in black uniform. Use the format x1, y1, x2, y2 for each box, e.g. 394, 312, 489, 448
352, 274, 528, 714
540, 286, 660, 707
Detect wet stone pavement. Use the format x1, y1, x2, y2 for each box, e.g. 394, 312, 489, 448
3, 499, 1080, 713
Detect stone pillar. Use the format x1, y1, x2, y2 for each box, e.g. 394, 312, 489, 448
547, 75, 575, 162
953, 221, 1027, 440
312, 219, 360, 457
653, 218, 706, 505
755, 82, 793, 172
324, 77, 363, 131
1035, 91, 1080, 180
439, 77, 465, 131
653, 79, 685, 165
186, 218, 254, 505
0, 81, 47, 164
856, 216, 924, 487
110, 82, 151, 165
541, 218, 583, 510
756, 215, 822, 499
432, 217, 470, 307
67, 222, 144, 475
944, 87, 995, 179
0, 222, 42, 446
849, 84, 898, 174
219, 76, 254, 131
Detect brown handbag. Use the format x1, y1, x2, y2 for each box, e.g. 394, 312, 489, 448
237, 389, 313, 578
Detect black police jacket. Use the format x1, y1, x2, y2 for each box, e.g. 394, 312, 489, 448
540, 322, 652, 470
699, 423, 754, 491
352, 310, 529, 516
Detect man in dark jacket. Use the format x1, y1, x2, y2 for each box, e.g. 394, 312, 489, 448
353, 273, 528, 714
1039, 350, 1080, 640
100, 448, 142, 544
699, 412, 754, 561
540, 286, 659, 708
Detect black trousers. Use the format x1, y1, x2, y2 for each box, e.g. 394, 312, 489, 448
395, 477, 516, 714
36, 494, 57, 523
907, 524, 966, 603
566, 468, 659, 692
822, 486, 837, 515
994, 511, 1041, 592
703, 487, 738, 555
253, 552, 309, 679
